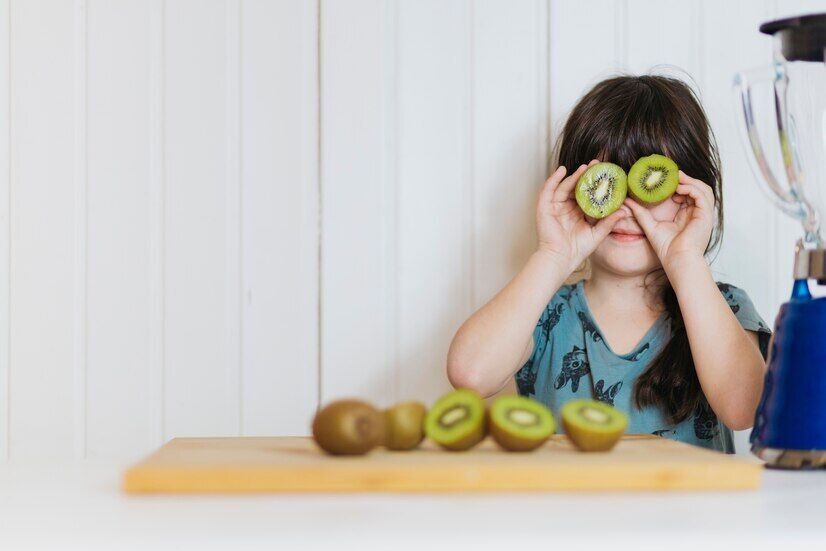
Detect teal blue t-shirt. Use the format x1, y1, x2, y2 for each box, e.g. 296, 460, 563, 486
515, 280, 771, 453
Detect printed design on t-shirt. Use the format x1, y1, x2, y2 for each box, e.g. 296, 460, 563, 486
555, 345, 590, 393
652, 429, 677, 437
540, 302, 565, 340
716, 283, 741, 314
577, 311, 604, 343
515, 362, 537, 397
694, 401, 719, 440
627, 342, 650, 361
593, 379, 622, 406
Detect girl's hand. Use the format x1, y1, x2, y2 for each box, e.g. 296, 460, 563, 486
536, 161, 629, 273
624, 170, 715, 271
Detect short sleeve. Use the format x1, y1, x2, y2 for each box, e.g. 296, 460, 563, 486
514, 285, 573, 397
716, 283, 772, 359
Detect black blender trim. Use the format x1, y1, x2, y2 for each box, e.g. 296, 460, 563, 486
760, 13, 826, 62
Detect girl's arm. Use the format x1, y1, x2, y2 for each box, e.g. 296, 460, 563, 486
448, 162, 629, 397
625, 172, 765, 430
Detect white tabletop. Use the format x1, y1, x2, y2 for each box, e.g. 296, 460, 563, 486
0, 461, 824, 550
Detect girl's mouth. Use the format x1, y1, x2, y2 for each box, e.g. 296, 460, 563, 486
609, 230, 644, 242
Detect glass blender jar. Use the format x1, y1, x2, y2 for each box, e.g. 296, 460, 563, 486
734, 13, 826, 469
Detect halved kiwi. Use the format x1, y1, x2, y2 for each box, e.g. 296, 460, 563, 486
384, 401, 427, 451
489, 395, 556, 452
561, 399, 628, 452
424, 389, 486, 451
575, 162, 628, 219
312, 399, 384, 455
627, 154, 679, 204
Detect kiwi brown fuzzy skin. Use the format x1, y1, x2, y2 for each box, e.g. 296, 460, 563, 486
383, 401, 427, 451
312, 400, 384, 456
627, 154, 679, 204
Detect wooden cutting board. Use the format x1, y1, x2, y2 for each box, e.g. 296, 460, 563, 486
123, 435, 762, 493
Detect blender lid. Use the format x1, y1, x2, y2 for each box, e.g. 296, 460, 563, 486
760, 13, 826, 62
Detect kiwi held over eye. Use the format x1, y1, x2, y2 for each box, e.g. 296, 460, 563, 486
561, 399, 628, 452
489, 395, 556, 452
575, 162, 628, 219
384, 401, 427, 451
627, 154, 679, 204
312, 399, 384, 455
424, 389, 487, 451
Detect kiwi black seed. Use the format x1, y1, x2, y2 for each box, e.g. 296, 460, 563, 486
627, 154, 679, 204
312, 399, 384, 455
575, 162, 628, 219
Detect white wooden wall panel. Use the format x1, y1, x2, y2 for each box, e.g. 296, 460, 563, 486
9, 0, 77, 459
396, 0, 473, 403
85, 0, 153, 459
548, 0, 622, 141
241, 0, 319, 436
0, 0, 9, 459
473, 0, 547, 309
163, 0, 234, 438
320, 0, 397, 406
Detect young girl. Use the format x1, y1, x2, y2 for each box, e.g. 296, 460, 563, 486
447, 75, 772, 452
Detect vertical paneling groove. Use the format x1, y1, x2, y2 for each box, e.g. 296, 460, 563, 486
614, 0, 628, 71
73, 0, 88, 459
225, 0, 242, 436
148, 0, 165, 446
465, 0, 476, 314
0, 0, 9, 460
379, 0, 400, 403
538, 0, 549, 178
691, 1, 705, 90
316, 0, 323, 410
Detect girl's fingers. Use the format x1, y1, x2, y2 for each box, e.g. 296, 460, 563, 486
624, 197, 657, 235
553, 163, 590, 201
678, 170, 715, 203
539, 166, 567, 203
591, 206, 629, 242
675, 183, 710, 211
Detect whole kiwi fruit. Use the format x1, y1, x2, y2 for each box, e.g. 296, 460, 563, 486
383, 401, 427, 451
575, 162, 628, 219
312, 399, 384, 455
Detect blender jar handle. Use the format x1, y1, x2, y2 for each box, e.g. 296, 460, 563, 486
733, 65, 809, 221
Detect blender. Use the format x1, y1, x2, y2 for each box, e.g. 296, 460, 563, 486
734, 13, 826, 469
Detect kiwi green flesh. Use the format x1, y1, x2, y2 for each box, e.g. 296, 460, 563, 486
312, 400, 384, 455
384, 401, 426, 451
490, 396, 556, 452
561, 399, 628, 452
424, 389, 486, 451
575, 162, 628, 219
627, 154, 679, 204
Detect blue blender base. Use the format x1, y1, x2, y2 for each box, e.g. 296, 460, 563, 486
751, 280, 826, 469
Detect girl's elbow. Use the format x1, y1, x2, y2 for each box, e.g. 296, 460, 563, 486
446, 352, 496, 396
720, 408, 755, 431
446, 359, 485, 395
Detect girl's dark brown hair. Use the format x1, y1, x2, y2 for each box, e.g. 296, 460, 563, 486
555, 74, 723, 424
